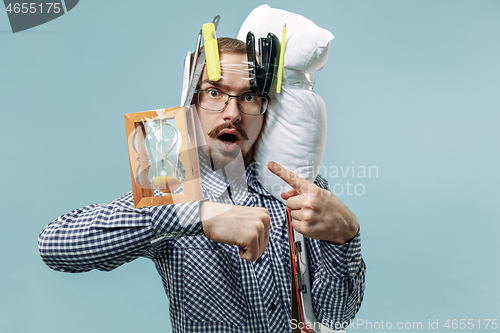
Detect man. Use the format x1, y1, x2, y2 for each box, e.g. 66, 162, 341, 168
39, 38, 365, 333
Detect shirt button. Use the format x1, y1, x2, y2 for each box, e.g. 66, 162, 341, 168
269, 303, 277, 311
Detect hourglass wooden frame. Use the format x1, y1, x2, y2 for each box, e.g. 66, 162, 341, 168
125, 106, 203, 208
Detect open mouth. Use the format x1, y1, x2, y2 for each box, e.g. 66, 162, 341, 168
218, 133, 238, 145
215, 129, 241, 153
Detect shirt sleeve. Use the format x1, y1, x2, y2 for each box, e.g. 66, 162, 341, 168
305, 175, 366, 328
38, 191, 205, 273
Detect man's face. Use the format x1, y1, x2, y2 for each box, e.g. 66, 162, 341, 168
194, 52, 265, 169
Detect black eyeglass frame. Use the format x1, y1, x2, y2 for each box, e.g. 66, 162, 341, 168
195, 89, 268, 116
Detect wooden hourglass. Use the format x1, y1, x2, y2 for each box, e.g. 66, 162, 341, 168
125, 106, 202, 208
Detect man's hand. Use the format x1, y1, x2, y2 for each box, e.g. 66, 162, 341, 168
267, 161, 359, 245
200, 201, 270, 261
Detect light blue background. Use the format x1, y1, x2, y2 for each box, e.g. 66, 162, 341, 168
1, 1, 499, 332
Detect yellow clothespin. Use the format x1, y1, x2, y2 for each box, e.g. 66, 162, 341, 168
203, 22, 221, 81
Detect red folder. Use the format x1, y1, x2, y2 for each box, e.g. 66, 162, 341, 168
286, 207, 343, 333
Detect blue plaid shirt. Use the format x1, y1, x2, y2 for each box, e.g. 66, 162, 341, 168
39, 158, 365, 333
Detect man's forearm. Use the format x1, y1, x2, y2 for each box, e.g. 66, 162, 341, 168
38, 192, 204, 272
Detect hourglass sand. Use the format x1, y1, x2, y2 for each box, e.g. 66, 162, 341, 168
145, 120, 183, 193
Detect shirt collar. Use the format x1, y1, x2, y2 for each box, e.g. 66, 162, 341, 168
198, 154, 273, 199
245, 160, 273, 197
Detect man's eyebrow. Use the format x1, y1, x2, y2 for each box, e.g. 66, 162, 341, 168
200, 79, 223, 88
199, 79, 253, 93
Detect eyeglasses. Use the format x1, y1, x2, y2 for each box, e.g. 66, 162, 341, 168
195, 89, 268, 116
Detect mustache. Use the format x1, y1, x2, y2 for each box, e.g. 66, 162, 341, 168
208, 122, 249, 140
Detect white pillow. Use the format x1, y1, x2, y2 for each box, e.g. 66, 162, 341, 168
237, 5, 334, 203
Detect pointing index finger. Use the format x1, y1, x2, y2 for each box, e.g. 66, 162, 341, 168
267, 161, 309, 194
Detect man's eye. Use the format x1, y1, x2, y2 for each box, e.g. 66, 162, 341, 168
208, 90, 221, 98
242, 94, 256, 102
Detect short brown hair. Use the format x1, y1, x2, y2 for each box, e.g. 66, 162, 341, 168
190, 37, 246, 71
216, 37, 246, 54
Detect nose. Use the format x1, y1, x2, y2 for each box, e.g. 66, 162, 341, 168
221, 97, 242, 122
